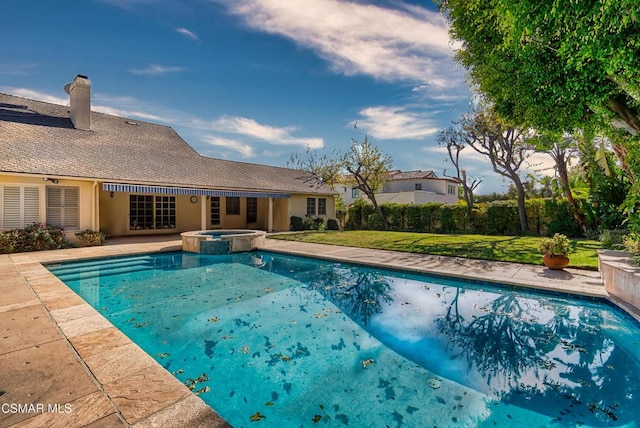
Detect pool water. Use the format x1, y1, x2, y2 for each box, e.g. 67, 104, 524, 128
48, 252, 640, 427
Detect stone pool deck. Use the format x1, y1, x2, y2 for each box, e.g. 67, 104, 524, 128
1, 235, 606, 427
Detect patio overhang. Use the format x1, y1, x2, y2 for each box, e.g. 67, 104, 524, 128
102, 183, 291, 199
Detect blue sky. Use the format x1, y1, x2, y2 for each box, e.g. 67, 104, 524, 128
1, 0, 554, 194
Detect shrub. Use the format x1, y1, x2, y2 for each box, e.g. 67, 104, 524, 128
623, 232, 640, 267
526, 198, 547, 236
0, 223, 70, 254
405, 205, 424, 231
367, 213, 385, 230
420, 203, 443, 233
599, 229, 627, 249
472, 203, 489, 234
326, 219, 340, 230
305, 217, 325, 231
380, 203, 405, 231
543, 198, 581, 237
75, 230, 107, 246
290, 216, 304, 231
347, 199, 374, 230
487, 201, 519, 235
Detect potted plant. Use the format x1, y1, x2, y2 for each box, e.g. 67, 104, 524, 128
539, 233, 572, 269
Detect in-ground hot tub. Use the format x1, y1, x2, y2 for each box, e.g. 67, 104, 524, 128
181, 230, 266, 254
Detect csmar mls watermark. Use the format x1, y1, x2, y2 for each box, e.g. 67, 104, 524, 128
1, 403, 73, 414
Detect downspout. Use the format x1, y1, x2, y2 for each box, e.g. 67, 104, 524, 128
92, 181, 98, 231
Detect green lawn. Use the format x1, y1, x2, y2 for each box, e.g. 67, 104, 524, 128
269, 231, 602, 270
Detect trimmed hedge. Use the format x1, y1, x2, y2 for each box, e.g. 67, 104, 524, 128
346, 198, 585, 237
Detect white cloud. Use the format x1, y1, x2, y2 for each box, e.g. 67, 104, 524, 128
175, 27, 199, 41
129, 64, 186, 75
0, 87, 68, 105
214, 0, 462, 87
0, 63, 39, 76
3, 86, 323, 161
202, 136, 255, 157
207, 115, 325, 148
356, 106, 440, 140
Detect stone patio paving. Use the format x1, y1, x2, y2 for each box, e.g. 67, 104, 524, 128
0, 235, 608, 427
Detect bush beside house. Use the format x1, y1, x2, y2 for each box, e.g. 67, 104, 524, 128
0, 223, 70, 254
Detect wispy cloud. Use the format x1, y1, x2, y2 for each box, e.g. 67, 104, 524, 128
356, 106, 440, 140
214, 0, 461, 87
175, 27, 199, 41
202, 136, 255, 158
129, 64, 186, 75
0, 87, 68, 105
3, 86, 323, 158
206, 115, 324, 148
0, 63, 39, 76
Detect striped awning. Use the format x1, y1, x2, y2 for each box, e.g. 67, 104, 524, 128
102, 183, 290, 198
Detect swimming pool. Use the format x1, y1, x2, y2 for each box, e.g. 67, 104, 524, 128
48, 251, 640, 427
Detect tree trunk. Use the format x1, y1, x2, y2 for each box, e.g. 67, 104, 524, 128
368, 193, 389, 230
555, 153, 590, 233
512, 175, 529, 233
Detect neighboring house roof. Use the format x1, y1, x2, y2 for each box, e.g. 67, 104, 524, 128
387, 169, 438, 180
0, 93, 335, 195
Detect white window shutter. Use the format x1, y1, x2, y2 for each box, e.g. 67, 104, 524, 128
2, 187, 21, 230
47, 187, 62, 227
23, 187, 40, 225
63, 188, 79, 229
1, 186, 40, 230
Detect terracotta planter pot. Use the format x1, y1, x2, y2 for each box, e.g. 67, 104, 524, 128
543, 253, 570, 270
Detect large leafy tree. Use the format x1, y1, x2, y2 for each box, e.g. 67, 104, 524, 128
437, 0, 640, 137
342, 136, 393, 230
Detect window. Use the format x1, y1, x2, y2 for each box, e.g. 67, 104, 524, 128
210, 197, 221, 226
130, 195, 153, 230
415, 183, 422, 191
447, 184, 456, 195
246, 197, 257, 223
226, 197, 240, 215
155, 196, 176, 229
351, 188, 359, 199
318, 198, 327, 216
2, 186, 39, 230
306, 198, 316, 216
129, 195, 175, 230
47, 186, 79, 229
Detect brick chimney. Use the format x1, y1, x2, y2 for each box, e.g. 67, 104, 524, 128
66, 74, 91, 130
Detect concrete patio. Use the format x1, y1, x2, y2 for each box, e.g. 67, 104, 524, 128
0, 235, 610, 427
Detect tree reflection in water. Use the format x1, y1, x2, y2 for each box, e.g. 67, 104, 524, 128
306, 265, 394, 325
263, 254, 639, 425
437, 291, 640, 425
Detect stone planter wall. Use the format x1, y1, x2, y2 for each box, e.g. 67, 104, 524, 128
598, 250, 640, 317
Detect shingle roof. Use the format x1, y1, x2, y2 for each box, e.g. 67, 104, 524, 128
0, 93, 334, 195
387, 170, 438, 180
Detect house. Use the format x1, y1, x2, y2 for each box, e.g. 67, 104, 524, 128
0, 75, 336, 240
339, 169, 459, 206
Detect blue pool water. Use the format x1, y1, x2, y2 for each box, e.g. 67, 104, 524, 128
48, 252, 640, 427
